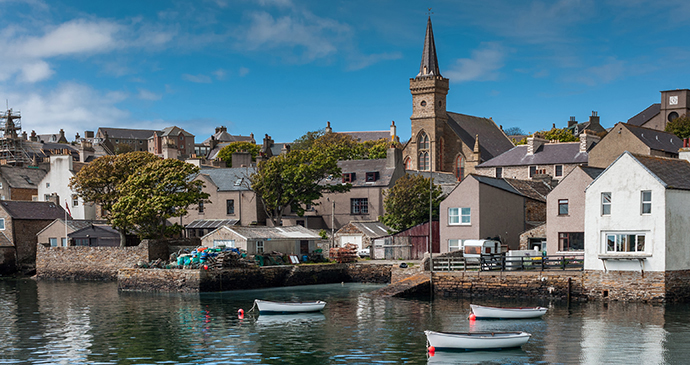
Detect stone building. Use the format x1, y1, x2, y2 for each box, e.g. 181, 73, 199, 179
200, 225, 321, 256
96, 127, 158, 154
627, 89, 690, 131
565, 111, 607, 137
148, 126, 195, 159
587, 122, 682, 169
334, 221, 390, 256
402, 17, 514, 181
0, 165, 47, 201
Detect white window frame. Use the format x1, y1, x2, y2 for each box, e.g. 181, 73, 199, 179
256, 240, 264, 254
213, 239, 235, 248
641, 191, 651, 215
460, 207, 471, 224
61, 238, 67, 247
49, 238, 58, 247
448, 208, 459, 225
604, 232, 646, 253
0, 218, 5, 230
448, 239, 463, 252
72, 195, 79, 207
601, 192, 611, 215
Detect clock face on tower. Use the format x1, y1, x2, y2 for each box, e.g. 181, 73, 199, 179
670, 96, 679, 106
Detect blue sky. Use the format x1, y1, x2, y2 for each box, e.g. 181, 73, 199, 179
2, 0, 690, 144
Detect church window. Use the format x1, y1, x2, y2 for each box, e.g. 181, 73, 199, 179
404, 157, 412, 170
419, 151, 430, 171
455, 155, 465, 181
418, 132, 429, 150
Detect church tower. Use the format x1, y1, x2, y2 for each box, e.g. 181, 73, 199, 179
409, 17, 450, 172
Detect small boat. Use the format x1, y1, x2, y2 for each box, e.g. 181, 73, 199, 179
470, 304, 547, 319
254, 299, 326, 314
424, 330, 531, 350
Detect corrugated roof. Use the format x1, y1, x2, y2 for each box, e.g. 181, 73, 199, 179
627, 103, 660, 127
477, 142, 588, 167
186, 219, 239, 229
623, 123, 681, 154
0, 201, 66, 220
633, 154, 690, 191
445, 112, 514, 162
225, 225, 321, 239
199, 167, 255, 191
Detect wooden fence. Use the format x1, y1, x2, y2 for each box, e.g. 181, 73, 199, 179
432, 253, 584, 272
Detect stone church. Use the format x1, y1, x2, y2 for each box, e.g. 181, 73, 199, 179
403, 18, 514, 180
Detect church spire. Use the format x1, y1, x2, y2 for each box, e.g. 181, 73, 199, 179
417, 16, 441, 78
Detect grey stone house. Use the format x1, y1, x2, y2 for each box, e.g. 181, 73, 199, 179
0, 165, 47, 201
627, 89, 690, 132
200, 225, 321, 256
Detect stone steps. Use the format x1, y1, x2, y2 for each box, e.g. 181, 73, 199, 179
370, 272, 430, 297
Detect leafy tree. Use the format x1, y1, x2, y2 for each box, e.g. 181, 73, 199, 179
250, 149, 350, 226
503, 126, 525, 136
665, 114, 690, 139
70, 152, 160, 246
110, 159, 209, 239
114, 143, 134, 154
216, 141, 260, 166
358, 138, 402, 159
310, 132, 360, 160
291, 128, 326, 151
381, 173, 443, 232
540, 127, 579, 142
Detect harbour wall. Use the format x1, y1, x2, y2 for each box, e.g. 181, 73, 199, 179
118, 263, 392, 293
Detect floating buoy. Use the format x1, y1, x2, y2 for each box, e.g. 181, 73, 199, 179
203, 265, 208, 270
238, 309, 244, 319
469, 313, 476, 321
428, 346, 435, 356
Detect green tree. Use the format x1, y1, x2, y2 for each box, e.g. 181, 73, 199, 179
381, 173, 443, 232
291, 128, 326, 151
358, 138, 401, 159
250, 149, 350, 226
541, 127, 579, 142
665, 114, 690, 139
114, 143, 134, 155
110, 159, 209, 239
216, 141, 260, 166
69, 151, 160, 246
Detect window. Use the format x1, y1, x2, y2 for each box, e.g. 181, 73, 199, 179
49, 238, 58, 247
198, 201, 204, 213
72, 195, 79, 206
641, 191, 651, 214
455, 155, 465, 181
365, 171, 379, 182
351, 198, 368, 214
61, 238, 67, 246
256, 240, 264, 254
404, 157, 412, 170
601, 192, 611, 215
0, 218, 5, 230
342, 172, 356, 183
226, 199, 235, 215
213, 239, 235, 248
555, 165, 563, 177
448, 207, 470, 225
558, 199, 569, 215
559, 232, 584, 251
605, 233, 646, 253
495, 167, 502, 178
46, 182, 50, 188
449, 239, 462, 252
529, 166, 537, 178
75, 238, 89, 246
418, 132, 429, 150
418, 151, 429, 171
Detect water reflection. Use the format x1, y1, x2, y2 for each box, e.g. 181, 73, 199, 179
1, 279, 690, 364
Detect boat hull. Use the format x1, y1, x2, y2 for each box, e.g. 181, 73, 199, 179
424, 330, 531, 350
255, 299, 326, 314
470, 304, 547, 319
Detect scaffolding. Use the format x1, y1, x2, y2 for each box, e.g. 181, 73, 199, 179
0, 109, 31, 166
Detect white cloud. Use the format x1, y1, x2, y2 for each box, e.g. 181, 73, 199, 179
445, 43, 507, 83
346, 52, 402, 71
568, 58, 626, 86
239, 67, 250, 77
137, 88, 162, 101
213, 69, 227, 80
20, 61, 53, 83
182, 73, 212, 83
17, 19, 121, 58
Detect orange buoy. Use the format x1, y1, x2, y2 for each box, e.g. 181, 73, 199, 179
238, 309, 244, 319
428, 346, 435, 356
469, 313, 476, 321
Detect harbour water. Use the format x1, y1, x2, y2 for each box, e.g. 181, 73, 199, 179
1, 278, 689, 364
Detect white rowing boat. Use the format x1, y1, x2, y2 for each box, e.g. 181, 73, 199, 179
470, 304, 547, 319
424, 330, 531, 350
254, 299, 326, 314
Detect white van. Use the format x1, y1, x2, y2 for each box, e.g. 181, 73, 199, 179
462, 239, 504, 260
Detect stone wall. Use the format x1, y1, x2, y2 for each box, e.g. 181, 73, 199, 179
391, 263, 424, 283
665, 270, 690, 302
582, 270, 666, 302
119, 263, 392, 293
433, 271, 585, 301
519, 223, 546, 250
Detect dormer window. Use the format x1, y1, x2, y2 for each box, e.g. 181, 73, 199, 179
365, 171, 379, 182
343, 172, 356, 183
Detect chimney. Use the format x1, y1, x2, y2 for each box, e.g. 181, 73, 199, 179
85, 131, 94, 138
215, 127, 221, 134
250, 133, 254, 141
386, 146, 402, 170
579, 130, 601, 152
325, 121, 332, 134
526, 136, 547, 155
21, 131, 27, 140
59, 129, 65, 140
231, 151, 252, 168
281, 144, 291, 155
390, 121, 397, 142
47, 192, 60, 205
589, 111, 600, 127
568, 116, 577, 128
30, 130, 37, 142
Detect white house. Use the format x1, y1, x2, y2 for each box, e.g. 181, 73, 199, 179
584, 152, 690, 273
200, 225, 322, 256
38, 155, 97, 220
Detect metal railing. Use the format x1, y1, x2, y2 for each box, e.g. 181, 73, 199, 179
432, 253, 584, 272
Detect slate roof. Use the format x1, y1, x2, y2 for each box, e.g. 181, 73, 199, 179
36, 218, 107, 237
627, 103, 660, 127
469, 175, 552, 202
216, 225, 321, 240
0, 201, 66, 220
0, 166, 47, 189
405, 170, 458, 184
98, 127, 158, 140
158, 126, 194, 138
445, 112, 514, 162
339, 131, 390, 142
580, 166, 605, 180
476, 142, 588, 168
69, 224, 120, 238
623, 123, 682, 154
186, 219, 239, 229
418, 17, 441, 77
339, 221, 391, 238
199, 167, 256, 191
633, 154, 690, 191
202, 131, 254, 145
333, 159, 395, 188
22, 141, 80, 161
